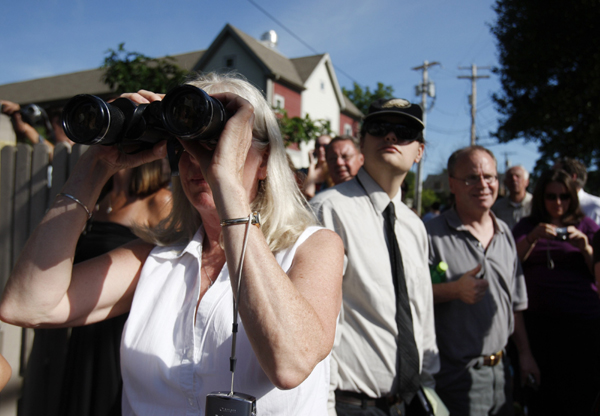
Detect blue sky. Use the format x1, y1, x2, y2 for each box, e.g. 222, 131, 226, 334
0, 0, 540, 179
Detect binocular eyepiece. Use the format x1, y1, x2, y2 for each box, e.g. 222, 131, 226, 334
62, 85, 226, 147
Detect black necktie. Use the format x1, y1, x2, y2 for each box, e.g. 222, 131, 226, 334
383, 202, 420, 403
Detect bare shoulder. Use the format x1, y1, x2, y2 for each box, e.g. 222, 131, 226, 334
290, 228, 344, 275
299, 228, 343, 255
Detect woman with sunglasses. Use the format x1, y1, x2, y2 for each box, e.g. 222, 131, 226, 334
512, 168, 600, 416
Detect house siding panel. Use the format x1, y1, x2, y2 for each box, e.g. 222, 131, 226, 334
339, 113, 360, 137
301, 61, 340, 134
199, 37, 267, 94
273, 82, 301, 117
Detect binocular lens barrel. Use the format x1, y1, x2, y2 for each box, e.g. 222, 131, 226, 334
61, 85, 226, 146
162, 85, 225, 140
62, 95, 126, 145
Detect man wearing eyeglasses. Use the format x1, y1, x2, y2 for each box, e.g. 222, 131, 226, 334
311, 98, 439, 415
425, 146, 539, 416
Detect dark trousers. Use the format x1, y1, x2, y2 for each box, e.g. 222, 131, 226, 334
523, 313, 600, 416
336, 400, 406, 416
435, 358, 513, 416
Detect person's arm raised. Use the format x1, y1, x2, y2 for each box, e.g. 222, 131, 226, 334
182, 92, 344, 390
0, 93, 167, 328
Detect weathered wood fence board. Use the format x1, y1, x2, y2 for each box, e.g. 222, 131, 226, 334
0, 142, 87, 416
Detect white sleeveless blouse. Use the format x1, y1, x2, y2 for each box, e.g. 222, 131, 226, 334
121, 226, 329, 415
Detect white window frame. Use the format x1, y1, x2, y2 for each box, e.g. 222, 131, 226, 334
273, 93, 285, 109
343, 123, 353, 136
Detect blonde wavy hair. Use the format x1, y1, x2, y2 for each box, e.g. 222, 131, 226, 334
145, 72, 316, 252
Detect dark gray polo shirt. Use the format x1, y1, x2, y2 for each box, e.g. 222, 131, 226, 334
425, 208, 527, 380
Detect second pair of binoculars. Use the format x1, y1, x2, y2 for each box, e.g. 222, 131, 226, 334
62, 85, 226, 147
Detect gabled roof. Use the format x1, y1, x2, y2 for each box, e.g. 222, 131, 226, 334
342, 95, 363, 118
290, 54, 326, 84
196, 24, 305, 90
290, 52, 361, 117
0, 50, 205, 106
0, 69, 108, 105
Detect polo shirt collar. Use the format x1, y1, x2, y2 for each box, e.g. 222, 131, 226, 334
445, 206, 504, 235
356, 167, 402, 216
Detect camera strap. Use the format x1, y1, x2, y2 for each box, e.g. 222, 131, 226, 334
228, 213, 254, 395
167, 140, 183, 176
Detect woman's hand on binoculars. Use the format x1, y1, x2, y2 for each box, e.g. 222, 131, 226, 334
86, 140, 167, 177
82, 90, 168, 174
118, 90, 166, 104
179, 92, 256, 189
85, 90, 168, 173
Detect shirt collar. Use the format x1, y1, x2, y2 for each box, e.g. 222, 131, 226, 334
151, 227, 205, 260
508, 192, 531, 208
356, 167, 402, 216
445, 206, 504, 235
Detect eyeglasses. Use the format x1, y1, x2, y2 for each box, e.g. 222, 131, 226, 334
327, 152, 358, 163
544, 193, 571, 201
364, 122, 421, 144
451, 174, 498, 186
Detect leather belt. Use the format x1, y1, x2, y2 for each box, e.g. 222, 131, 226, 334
482, 350, 503, 367
335, 390, 402, 409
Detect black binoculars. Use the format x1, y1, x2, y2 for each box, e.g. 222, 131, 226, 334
61, 85, 226, 147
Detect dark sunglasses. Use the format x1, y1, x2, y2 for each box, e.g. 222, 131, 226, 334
544, 192, 571, 201
364, 122, 421, 143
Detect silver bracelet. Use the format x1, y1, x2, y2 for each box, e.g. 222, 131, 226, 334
220, 212, 261, 228
57, 192, 92, 220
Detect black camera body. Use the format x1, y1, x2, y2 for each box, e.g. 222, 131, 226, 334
205, 391, 256, 416
555, 227, 569, 241
20, 104, 48, 126
61, 85, 226, 147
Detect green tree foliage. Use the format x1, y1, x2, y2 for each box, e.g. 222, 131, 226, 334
491, 0, 600, 171
421, 189, 440, 211
276, 109, 332, 147
103, 43, 188, 94
404, 172, 443, 213
404, 171, 416, 201
342, 82, 395, 115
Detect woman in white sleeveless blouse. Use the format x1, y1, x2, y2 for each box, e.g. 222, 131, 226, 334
0, 73, 344, 415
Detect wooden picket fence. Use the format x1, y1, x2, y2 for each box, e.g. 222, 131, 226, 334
0, 142, 87, 415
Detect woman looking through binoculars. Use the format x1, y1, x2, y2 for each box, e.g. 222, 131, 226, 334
0, 73, 344, 415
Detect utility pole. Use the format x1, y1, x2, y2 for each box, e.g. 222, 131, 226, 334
412, 60, 440, 216
458, 64, 490, 146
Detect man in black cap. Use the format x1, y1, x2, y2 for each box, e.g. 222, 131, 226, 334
311, 98, 439, 415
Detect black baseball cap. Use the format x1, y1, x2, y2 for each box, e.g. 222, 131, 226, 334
364, 98, 424, 130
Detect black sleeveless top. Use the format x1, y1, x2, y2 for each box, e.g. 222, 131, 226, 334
60, 221, 139, 416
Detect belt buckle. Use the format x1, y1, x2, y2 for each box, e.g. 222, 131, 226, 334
487, 350, 502, 366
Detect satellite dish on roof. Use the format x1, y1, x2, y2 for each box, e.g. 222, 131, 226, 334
260, 30, 278, 48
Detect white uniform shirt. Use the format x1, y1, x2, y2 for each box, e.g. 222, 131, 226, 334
121, 226, 330, 416
578, 189, 600, 225
311, 168, 439, 399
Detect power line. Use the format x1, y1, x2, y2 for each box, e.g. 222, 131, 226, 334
245, 0, 361, 86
